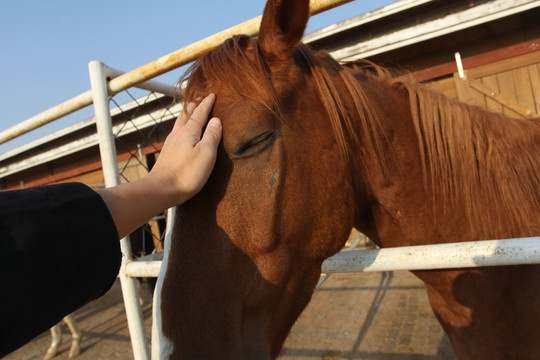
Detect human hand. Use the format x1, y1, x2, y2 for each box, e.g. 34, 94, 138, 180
146, 93, 222, 206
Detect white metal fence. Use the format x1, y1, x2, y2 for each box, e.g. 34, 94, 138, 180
1, 1, 539, 359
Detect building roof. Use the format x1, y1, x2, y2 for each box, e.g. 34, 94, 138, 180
305, 0, 540, 62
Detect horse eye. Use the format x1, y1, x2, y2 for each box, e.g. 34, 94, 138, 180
234, 132, 275, 157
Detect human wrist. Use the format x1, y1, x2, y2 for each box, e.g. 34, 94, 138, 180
140, 171, 186, 209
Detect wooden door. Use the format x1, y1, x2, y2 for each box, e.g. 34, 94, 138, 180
453, 51, 540, 118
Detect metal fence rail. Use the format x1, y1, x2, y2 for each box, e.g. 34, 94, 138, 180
125, 236, 540, 278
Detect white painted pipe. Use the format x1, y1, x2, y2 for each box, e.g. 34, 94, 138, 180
88, 60, 150, 360
104, 65, 182, 99
88, 61, 121, 189
322, 236, 540, 273
455, 51, 466, 79
125, 207, 175, 277
126, 261, 163, 278
124, 237, 540, 278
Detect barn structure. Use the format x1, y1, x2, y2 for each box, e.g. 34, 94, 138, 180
1, 0, 539, 193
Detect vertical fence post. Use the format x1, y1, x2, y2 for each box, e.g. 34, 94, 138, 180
88, 60, 150, 360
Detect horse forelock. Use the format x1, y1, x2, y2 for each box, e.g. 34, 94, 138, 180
181, 35, 282, 120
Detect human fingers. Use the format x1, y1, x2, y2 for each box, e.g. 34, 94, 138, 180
174, 98, 201, 130
199, 117, 222, 149
185, 98, 200, 115
185, 93, 216, 132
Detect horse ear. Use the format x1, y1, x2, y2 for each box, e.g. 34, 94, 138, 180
258, 0, 310, 60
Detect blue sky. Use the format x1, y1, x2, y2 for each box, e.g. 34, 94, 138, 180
0, 0, 395, 153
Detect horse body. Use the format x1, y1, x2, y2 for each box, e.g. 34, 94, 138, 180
347, 75, 540, 359
154, 0, 540, 358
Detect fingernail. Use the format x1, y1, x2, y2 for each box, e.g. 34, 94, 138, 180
208, 117, 222, 128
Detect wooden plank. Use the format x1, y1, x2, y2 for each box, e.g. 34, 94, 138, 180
513, 67, 538, 116
56, 169, 105, 187
528, 64, 540, 115
118, 156, 149, 183
147, 220, 163, 252
469, 80, 535, 117
467, 51, 540, 79
427, 77, 458, 99
481, 75, 504, 114
496, 70, 521, 117
454, 73, 485, 107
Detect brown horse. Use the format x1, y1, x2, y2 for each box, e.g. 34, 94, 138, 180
153, 0, 540, 358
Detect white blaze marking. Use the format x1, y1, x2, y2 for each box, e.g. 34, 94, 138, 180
152, 207, 175, 360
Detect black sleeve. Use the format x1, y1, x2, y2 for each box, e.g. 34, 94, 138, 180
0, 182, 122, 357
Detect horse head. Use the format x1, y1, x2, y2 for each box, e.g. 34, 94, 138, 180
158, 0, 358, 358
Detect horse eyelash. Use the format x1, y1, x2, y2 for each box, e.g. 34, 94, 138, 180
234, 132, 275, 157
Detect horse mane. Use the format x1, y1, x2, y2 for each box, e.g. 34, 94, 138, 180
298, 47, 540, 235
181, 35, 540, 237
400, 78, 540, 235
297, 45, 540, 237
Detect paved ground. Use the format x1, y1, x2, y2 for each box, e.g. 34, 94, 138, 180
280, 271, 455, 360
5, 247, 456, 360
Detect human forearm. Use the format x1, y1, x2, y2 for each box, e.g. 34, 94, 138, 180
97, 94, 221, 239
97, 178, 174, 239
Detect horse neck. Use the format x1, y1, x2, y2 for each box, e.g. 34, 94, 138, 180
340, 75, 437, 247
342, 74, 540, 247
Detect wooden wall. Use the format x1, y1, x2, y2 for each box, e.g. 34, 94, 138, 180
428, 50, 540, 118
